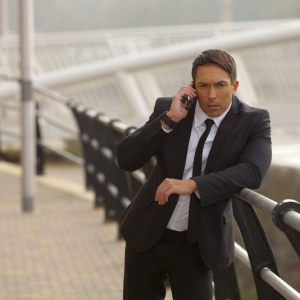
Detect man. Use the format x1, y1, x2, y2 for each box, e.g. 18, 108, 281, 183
117, 49, 272, 300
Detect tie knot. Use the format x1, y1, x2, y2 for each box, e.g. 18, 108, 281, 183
205, 119, 214, 129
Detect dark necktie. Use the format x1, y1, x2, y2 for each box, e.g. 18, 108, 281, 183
187, 119, 215, 244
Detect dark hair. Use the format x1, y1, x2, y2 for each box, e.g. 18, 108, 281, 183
191, 49, 237, 84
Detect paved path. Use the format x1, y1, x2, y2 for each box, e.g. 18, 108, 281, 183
0, 161, 173, 300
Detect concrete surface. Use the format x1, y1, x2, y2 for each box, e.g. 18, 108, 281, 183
0, 161, 173, 300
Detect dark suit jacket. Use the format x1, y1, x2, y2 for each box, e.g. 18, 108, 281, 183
117, 96, 272, 270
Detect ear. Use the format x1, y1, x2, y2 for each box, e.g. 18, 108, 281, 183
232, 80, 239, 96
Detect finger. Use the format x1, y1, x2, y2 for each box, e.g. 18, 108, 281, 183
160, 181, 176, 204
182, 87, 196, 99
157, 188, 170, 205
155, 179, 172, 205
188, 81, 194, 87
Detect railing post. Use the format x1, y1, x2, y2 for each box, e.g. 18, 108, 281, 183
68, 103, 95, 191
0, 106, 2, 160
35, 102, 44, 175
233, 196, 284, 299
272, 199, 300, 259
19, 0, 35, 212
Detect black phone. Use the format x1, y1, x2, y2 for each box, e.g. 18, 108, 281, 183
181, 96, 195, 111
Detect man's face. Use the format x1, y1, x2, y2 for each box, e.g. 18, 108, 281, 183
194, 64, 239, 118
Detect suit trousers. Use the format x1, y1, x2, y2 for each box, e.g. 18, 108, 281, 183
123, 229, 213, 300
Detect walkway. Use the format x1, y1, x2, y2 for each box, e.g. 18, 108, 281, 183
0, 161, 173, 300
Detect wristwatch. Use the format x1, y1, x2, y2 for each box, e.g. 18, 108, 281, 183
160, 111, 177, 129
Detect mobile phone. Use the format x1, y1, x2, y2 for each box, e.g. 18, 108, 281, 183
181, 96, 195, 111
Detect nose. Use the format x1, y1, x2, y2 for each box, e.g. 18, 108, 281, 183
208, 86, 216, 100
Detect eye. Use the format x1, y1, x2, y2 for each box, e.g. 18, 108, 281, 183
217, 82, 225, 87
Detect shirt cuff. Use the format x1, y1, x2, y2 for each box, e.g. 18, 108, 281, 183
194, 191, 201, 198
161, 125, 173, 133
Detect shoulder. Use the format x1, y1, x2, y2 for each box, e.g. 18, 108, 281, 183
234, 96, 270, 119
154, 97, 173, 113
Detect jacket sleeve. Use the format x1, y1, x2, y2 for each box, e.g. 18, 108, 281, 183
117, 98, 170, 172
192, 109, 272, 207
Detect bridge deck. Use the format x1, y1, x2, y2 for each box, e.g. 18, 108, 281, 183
0, 162, 175, 300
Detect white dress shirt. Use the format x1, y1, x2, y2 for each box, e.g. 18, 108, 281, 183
165, 101, 232, 231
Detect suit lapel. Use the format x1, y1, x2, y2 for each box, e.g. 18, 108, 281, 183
204, 97, 240, 174
176, 101, 196, 179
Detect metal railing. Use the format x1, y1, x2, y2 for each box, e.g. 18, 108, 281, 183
0, 83, 83, 170
88, 104, 300, 299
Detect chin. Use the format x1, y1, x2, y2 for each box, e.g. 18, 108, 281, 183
206, 111, 221, 118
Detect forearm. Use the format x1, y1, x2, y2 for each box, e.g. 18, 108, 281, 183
193, 161, 265, 207
117, 113, 169, 171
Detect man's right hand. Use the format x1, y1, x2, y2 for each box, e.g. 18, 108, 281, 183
167, 82, 197, 123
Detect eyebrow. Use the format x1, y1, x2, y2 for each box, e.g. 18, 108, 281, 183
197, 80, 229, 85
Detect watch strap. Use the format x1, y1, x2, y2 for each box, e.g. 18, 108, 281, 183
160, 111, 177, 129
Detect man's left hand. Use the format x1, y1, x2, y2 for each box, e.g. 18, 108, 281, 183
155, 178, 197, 205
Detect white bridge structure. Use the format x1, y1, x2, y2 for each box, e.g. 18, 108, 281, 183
0, 20, 300, 156
1, 19, 300, 167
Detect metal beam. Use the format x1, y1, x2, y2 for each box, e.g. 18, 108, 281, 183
116, 71, 149, 120
1, 21, 300, 100
33, 21, 300, 88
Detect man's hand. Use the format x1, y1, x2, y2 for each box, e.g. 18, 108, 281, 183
168, 82, 197, 122
160, 82, 197, 130
155, 178, 198, 205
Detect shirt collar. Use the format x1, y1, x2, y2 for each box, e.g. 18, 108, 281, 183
193, 100, 232, 128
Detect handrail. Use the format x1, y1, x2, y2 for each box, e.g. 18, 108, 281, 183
34, 83, 69, 105
234, 243, 300, 300
37, 111, 78, 135
0, 128, 20, 138
39, 141, 83, 166
0, 102, 20, 111
237, 188, 300, 233
284, 211, 300, 232
260, 269, 300, 300
236, 188, 277, 214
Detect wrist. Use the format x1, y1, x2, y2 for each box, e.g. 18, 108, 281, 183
166, 111, 181, 123
189, 179, 198, 192
160, 111, 178, 129
160, 119, 172, 130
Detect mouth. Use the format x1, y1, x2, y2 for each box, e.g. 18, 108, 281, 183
207, 104, 218, 110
